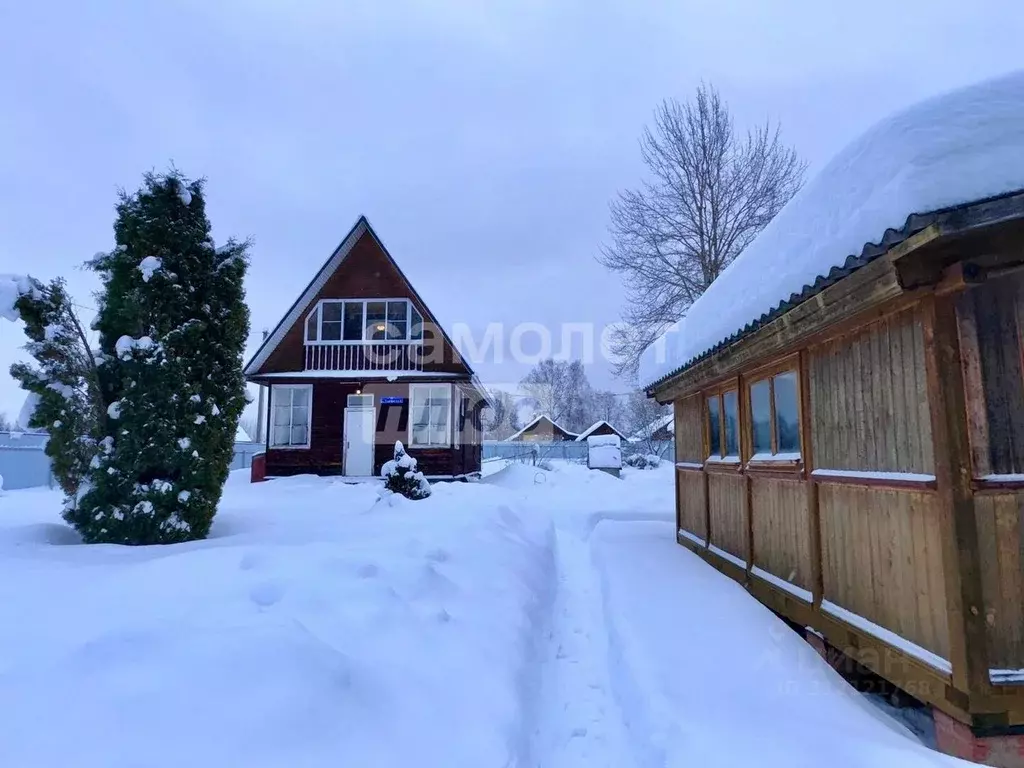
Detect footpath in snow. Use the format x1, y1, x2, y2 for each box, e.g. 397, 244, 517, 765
0, 462, 964, 767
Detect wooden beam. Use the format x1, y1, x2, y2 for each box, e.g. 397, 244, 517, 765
956, 291, 991, 478
799, 349, 824, 606
923, 295, 990, 697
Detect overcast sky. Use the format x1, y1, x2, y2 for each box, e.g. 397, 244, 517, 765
1, 0, 1023, 418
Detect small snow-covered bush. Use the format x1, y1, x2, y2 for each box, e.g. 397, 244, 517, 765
623, 453, 661, 470
381, 441, 431, 500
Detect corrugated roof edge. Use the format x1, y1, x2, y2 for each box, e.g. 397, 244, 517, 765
644, 189, 1024, 394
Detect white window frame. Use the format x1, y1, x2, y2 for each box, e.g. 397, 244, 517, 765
303, 298, 425, 345
409, 383, 453, 448
270, 384, 313, 449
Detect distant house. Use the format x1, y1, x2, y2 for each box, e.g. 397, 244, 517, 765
244, 216, 487, 480
575, 420, 628, 442
637, 412, 673, 442
506, 415, 577, 442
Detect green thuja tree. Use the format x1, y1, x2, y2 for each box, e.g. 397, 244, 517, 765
77, 171, 250, 544
10, 278, 104, 499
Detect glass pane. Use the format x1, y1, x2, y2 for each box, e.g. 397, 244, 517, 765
430, 404, 448, 428
412, 404, 430, 427
366, 302, 386, 341
305, 309, 318, 341
431, 427, 447, 446
707, 397, 721, 457
723, 390, 739, 456
291, 405, 308, 427
274, 405, 290, 427
773, 372, 801, 455
410, 306, 423, 340
750, 379, 772, 455
387, 301, 407, 322
411, 425, 429, 445
343, 303, 363, 341
321, 321, 341, 341
387, 321, 407, 340
292, 387, 309, 406
321, 302, 342, 322
290, 425, 307, 445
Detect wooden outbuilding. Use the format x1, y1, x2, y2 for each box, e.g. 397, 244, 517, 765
506, 415, 577, 442
643, 74, 1024, 749
575, 420, 628, 442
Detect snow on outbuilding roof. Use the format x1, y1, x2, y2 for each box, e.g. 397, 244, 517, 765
506, 414, 577, 441
575, 420, 628, 442
640, 70, 1024, 390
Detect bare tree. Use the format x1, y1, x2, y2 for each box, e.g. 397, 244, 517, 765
622, 391, 671, 456
480, 388, 518, 440
599, 83, 806, 379
520, 359, 593, 434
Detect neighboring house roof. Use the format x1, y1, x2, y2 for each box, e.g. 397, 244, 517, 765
243, 216, 475, 380
628, 412, 674, 442
235, 424, 252, 442
574, 420, 628, 442
506, 414, 578, 441
640, 70, 1024, 391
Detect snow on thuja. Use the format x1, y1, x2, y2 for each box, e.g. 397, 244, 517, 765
73, 171, 251, 544
381, 441, 432, 500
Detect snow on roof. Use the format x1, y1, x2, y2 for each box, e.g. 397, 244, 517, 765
235, 424, 252, 442
506, 414, 577, 441
628, 411, 674, 442
575, 420, 628, 442
640, 70, 1024, 390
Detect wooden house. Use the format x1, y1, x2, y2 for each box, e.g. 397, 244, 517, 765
575, 420, 628, 442
643, 74, 1024, 748
506, 415, 577, 442
244, 217, 486, 480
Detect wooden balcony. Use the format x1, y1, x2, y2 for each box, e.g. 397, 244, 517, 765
303, 342, 425, 372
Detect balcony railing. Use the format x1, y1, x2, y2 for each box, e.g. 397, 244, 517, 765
304, 342, 425, 372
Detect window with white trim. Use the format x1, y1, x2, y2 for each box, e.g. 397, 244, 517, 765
271, 385, 312, 448
410, 384, 451, 447
304, 299, 425, 343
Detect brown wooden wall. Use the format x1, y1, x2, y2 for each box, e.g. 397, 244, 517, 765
676, 469, 706, 541
708, 472, 747, 561
974, 491, 1024, 670
808, 307, 934, 473
674, 395, 704, 462
819, 483, 949, 659
750, 476, 812, 592
263, 379, 481, 478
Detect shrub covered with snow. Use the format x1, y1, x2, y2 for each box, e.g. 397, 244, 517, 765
381, 441, 431, 500
623, 453, 661, 470
72, 171, 251, 545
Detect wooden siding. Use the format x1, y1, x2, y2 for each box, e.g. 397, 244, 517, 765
809, 307, 934, 473
257, 231, 469, 376
674, 395, 704, 462
819, 483, 949, 659
708, 472, 747, 562
750, 476, 812, 591
974, 492, 1024, 671
677, 469, 707, 541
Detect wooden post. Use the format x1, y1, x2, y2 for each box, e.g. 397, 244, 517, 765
799, 349, 824, 606
923, 294, 989, 697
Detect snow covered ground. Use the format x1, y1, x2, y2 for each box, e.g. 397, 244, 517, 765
0, 463, 964, 767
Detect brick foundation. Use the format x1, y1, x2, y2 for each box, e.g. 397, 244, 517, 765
934, 710, 1024, 767
250, 452, 266, 483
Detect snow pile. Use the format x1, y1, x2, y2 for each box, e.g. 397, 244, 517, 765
587, 434, 622, 470
0, 474, 552, 768
641, 69, 1024, 388
0, 274, 36, 322
138, 256, 162, 282
114, 334, 157, 360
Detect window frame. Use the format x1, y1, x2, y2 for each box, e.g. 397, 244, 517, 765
408, 383, 453, 448
303, 298, 425, 344
744, 355, 802, 467
703, 378, 741, 466
269, 384, 313, 449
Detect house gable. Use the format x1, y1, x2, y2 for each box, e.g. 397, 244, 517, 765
245, 217, 473, 378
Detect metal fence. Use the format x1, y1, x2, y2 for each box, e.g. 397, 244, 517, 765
482, 439, 674, 468
0, 432, 265, 492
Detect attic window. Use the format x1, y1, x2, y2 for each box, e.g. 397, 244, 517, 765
304, 299, 425, 343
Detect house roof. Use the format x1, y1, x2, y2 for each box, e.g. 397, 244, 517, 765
506, 414, 578, 441
243, 216, 475, 380
640, 70, 1024, 392
574, 420, 628, 442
